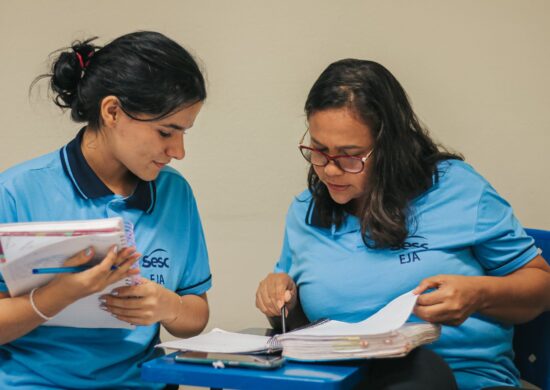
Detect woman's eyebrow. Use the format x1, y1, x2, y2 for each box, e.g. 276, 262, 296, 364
310, 136, 365, 151
160, 123, 186, 131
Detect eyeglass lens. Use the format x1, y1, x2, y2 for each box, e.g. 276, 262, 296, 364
301, 148, 363, 173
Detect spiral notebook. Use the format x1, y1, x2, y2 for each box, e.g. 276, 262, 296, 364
0, 217, 139, 329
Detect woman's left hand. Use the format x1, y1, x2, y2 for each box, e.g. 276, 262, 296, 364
100, 278, 177, 326
412, 274, 483, 326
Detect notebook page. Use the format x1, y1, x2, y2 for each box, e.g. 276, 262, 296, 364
0, 236, 70, 262
47, 279, 133, 329
158, 328, 273, 353
287, 290, 418, 337
1, 232, 124, 296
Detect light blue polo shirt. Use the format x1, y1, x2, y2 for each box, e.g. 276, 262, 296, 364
275, 160, 538, 390
0, 129, 212, 389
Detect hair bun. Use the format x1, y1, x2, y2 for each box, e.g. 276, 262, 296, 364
72, 42, 96, 71
50, 38, 98, 111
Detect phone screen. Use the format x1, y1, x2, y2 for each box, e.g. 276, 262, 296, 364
175, 351, 284, 369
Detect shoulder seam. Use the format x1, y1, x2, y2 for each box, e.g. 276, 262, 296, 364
0, 182, 17, 209
473, 183, 490, 246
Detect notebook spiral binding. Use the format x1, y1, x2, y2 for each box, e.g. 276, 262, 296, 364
267, 337, 282, 351
123, 221, 136, 247
122, 221, 140, 285
267, 317, 331, 351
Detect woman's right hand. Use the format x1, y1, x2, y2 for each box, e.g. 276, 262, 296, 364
255, 273, 297, 317
47, 246, 141, 302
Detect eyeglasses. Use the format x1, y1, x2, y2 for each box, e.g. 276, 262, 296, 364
298, 145, 374, 174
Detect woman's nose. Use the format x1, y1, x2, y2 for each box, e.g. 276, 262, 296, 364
167, 134, 185, 160
323, 160, 344, 176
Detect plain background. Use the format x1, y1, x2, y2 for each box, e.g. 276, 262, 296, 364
1, 0, 548, 344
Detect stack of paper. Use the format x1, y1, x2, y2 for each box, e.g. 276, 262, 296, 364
276, 322, 439, 361
274, 291, 440, 361
158, 291, 440, 362
275, 292, 440, 361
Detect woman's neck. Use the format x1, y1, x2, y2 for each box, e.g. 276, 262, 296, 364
81, 127, 138, 196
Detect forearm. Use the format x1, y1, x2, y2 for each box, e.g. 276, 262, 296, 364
0, 285, 75, 345
161, 292, 209, 338
477, 261, 550, 324
267, 296, 309, 332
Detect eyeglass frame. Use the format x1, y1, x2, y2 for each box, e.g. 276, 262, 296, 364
298, 129, 375, 174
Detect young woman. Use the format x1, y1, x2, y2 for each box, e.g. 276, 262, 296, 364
256, 59, 550, 390
0, 31, 211, 389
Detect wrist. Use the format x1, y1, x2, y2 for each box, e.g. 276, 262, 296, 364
29, 288, 52, 321
45, 278, 83, 305
160, 290, 182, 326
474, 276, 492, 312
30, 283, 71, 320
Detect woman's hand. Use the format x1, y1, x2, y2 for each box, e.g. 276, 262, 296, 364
413, 274, 483, 326
255, 272, 297, 317
100, 278, 179, 326
48, 246, 141, 302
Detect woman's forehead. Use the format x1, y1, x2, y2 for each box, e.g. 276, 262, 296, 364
308, 109, 373, 148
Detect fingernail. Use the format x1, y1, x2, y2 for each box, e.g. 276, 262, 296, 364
100, 304, 107, 310
111, 291, 119, 296
85, 247, 93, 256
112, 246, 118, 254
98, 297, 106, 303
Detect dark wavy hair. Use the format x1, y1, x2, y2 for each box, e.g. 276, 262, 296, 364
32, 31, 206, 128
305, 59, 462, 248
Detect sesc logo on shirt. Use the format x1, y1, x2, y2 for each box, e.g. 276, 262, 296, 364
390, 235, 429, 265
142, 248, 170, 285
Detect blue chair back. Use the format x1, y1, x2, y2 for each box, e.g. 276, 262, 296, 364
513, 228, 550, 390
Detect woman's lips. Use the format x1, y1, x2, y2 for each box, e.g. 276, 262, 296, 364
326, 183, 350, 192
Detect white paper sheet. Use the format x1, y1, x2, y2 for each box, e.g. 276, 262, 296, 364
287, 290, 418, 337
158, 328, 273, 353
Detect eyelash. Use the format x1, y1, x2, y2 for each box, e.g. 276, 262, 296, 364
158, 129, 189, 137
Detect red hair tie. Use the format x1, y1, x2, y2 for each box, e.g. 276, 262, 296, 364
75, 51, 94, 70
75, 52, 85, 69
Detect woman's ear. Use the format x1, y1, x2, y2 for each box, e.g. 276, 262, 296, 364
100, 96, 121, 128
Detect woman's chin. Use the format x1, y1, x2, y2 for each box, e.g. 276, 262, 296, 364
328, 193, 352, 205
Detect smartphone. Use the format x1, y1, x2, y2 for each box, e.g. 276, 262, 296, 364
175, 351, 285, 369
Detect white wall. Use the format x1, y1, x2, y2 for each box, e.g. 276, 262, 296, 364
1, 0, 548, 336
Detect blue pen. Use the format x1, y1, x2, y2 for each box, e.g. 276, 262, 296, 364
32, 265, 119, 274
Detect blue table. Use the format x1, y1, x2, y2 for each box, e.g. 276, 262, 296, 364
141, 352, 368, 389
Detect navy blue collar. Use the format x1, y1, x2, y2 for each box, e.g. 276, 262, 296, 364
60, 128, 157, 213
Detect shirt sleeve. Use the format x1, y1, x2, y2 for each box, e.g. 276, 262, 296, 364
472, 184, 538, 276
274, 229, 292, 273
0, 184, 17, 293
274, 195, 308, 274
175, 193, 212, 296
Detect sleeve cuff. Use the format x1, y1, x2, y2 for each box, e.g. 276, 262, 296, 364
176, 274, 212, 296
485, 244, 540, 276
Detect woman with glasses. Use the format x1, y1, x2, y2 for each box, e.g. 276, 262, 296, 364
256, 59, 550, 390
0, 31, 211, 389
